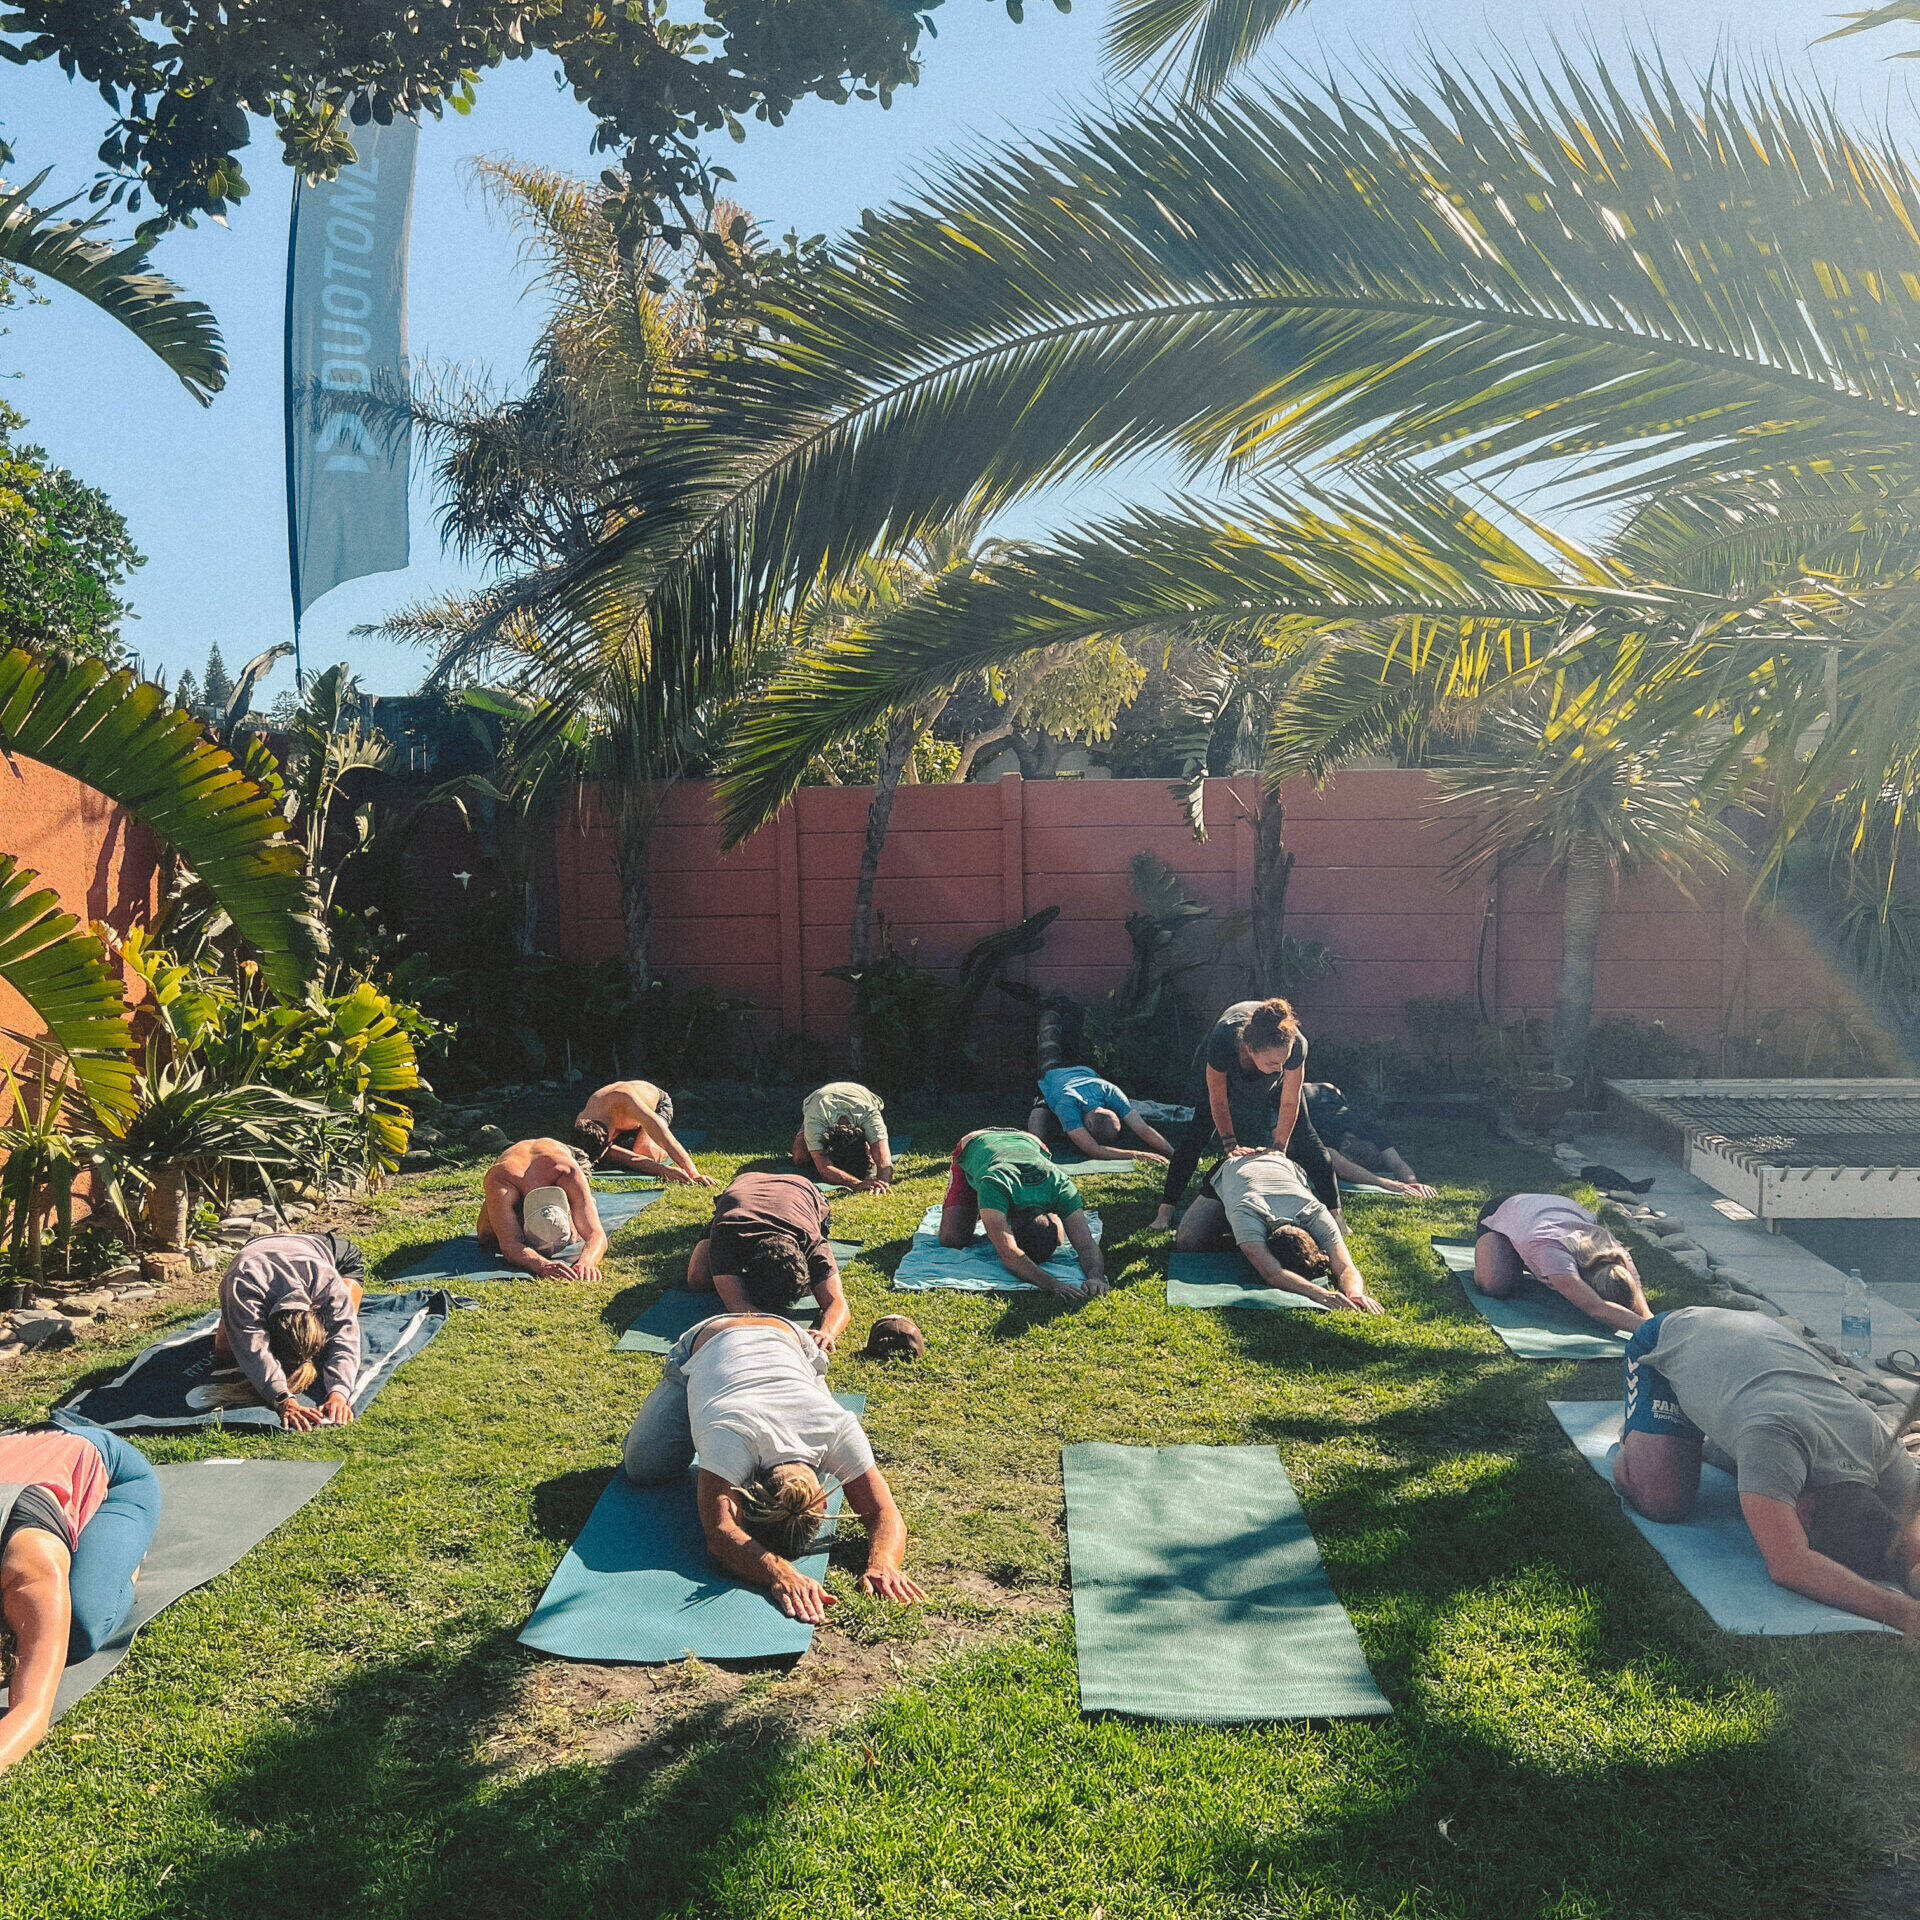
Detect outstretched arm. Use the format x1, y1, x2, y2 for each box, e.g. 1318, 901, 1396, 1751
1743, 1494, 1920, 1632
554, 1163, 608, 1281
1206, 1065, 1244, 1152
1532, 1254, 1650, 1334
1123, 1114, 1175, 1158
1064, 1123, 1146, 1164
1234, 1235, 1344, 1309
844, 1467, 925, 1602
1326, 1146, 1433, 1199
0, 1534, 73, 1775
1063, 1209, 1108, 1294
980, 1209, 1083, 1298
638, 1112, 714, 1186
811, 1268, 850, 1352
696, 1470, 835, 1622
1325, 1234, 1384, 1314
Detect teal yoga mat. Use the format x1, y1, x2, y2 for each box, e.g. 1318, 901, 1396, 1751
1166, 1250, 1326, 1311
892, 1203, 1102, 1293
1339, 1180, 1410, 1199
616, 1288, 825, 1354
1550, 1402, 1898, 1635
394, 1189, 661, 1283
1048, 1152, 1138, 1176
519, 1394, 865, 1663
1063, 1442, 1390, 1722
1432, 1237, 1628, 1361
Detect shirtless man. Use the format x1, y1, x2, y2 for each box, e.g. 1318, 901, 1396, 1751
476, 1138, 609, 1281
571, 1079, 714, 1187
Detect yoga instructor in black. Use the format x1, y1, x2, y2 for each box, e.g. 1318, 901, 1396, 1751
1152, 997, 1341, 1232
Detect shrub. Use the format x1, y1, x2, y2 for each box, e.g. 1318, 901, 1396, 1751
1579, 1016, 1703, 1101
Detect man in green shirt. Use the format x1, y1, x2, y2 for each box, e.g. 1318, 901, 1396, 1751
940, 1128, 1107, 1300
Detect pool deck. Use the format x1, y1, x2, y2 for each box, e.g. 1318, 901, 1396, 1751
1567, 1126, 1920, 1388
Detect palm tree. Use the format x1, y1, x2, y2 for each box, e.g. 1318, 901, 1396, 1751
518, 57, 1920, 895
374, 160, 761, 1006
0, 647, 326, 1121
1429, 702, 1742, 1079
1, 170, 225, 401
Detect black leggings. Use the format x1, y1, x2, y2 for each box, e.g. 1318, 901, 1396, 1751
1160, 1093, 1340, 1215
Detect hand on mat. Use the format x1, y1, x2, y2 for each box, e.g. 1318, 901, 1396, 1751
524, 1254, 578, 1281
675, 1167, 718, 1188
278, 1396, 328, 1431
854, 1175, 892, 1195
1386, 1179, 1437, 1198
317, 1389, 355, 1424
860, 1566, 926, 1603
1336, 1285, 1385, 1315
770, 1564, 838, 1623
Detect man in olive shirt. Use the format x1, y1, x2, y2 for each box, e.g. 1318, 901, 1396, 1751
939, 1128, 1106, 1300
1614, 1306, 1920, 1632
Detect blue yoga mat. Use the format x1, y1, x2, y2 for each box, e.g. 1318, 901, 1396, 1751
520, 1393, 866, 1663
60, 1290, 459, 1430
1432, 1238, 1628, 1361
394, 1189, 661, 1284
1550, 1402, 1898, 1635
1166, 1250, 1326, 1312
892, 1203, 1102, 1293
1064, 1442, 1390, 1722
616, 1288, 825, 1354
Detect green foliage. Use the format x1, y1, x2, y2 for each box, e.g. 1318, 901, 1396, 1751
0, 1061, 124, 1278
200, 643, 233, 713
0, 0, 1036, 242
1306, 1035, 1414, 1101
1402, 994, 1482, 1066
0, 399, 142, 660
0, 164, 225, 398
824, 926, 960, 1093
1579, 1016, 1703, 1102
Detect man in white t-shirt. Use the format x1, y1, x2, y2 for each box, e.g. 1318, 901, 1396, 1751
622, 1314, 924, 1620
1173, 1149, 1383, 1312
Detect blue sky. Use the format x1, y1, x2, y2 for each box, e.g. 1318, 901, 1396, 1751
3, 0, 1915, 699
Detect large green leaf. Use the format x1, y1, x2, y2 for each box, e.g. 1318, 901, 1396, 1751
0, 172, 225, 404
1106, 0, 1316, 103
0, 648, 325, 1000
0, 855, 136, 1119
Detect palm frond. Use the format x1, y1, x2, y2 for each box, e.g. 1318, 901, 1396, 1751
0, 172, 225, 402
714, 476, 1664, 845
532, 55, 1920, 723
1106, 0, 1316, 102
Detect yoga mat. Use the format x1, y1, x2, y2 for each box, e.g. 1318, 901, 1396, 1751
1550, 1402, 1899, 1635
393, 1190, 660, 1284
1432, 1238, 1629, 1361
1339, 1180, 1411, 1199
1063, 1442, 1390, 1722
616, 1289, 823, 1354
519, 1394, 865, 1663
892, 1204, 1102, 1293
40, 1458, 343, 1723
1167, 1250, 1326, 1311
1048, 1152, 1138, 1177
1132, 1102, 1193, 1125
59, 1290, 458, 1431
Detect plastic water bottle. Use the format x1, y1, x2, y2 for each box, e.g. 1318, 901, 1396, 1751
1841, 1268, 1872, 1367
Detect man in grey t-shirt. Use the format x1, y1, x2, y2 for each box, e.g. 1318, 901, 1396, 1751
1614, 1306, 1920, 1632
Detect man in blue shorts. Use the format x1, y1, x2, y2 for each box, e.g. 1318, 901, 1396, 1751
1615, 1306, 1920, 1632
1027, 1065, 1176, 1165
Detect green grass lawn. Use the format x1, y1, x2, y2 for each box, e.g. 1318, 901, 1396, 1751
3, 1094, 1916, 1919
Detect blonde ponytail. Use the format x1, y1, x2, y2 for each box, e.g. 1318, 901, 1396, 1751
201, 1307, 326, 1408
735, 1463, 829, 1559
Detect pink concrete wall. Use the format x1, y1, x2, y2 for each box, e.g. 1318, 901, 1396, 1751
2, 758, 161, 1077
552, 771, 1874, 1065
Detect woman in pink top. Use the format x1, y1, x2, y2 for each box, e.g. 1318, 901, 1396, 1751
1, 1420, 161, 1773
1473, 1192, 1652, 1335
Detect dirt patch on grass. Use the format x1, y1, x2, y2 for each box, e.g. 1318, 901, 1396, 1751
498, 1572, 1063, 1771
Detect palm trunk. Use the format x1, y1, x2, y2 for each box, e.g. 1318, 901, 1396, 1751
1552, 835, 1609, 1080
145, 1165, 192, 1252
847, 712, 920, 1073
1250, 792, 1294, 997
611, 784, 659, 1066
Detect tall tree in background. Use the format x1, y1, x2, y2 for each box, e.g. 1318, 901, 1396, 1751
201, 643, 234, 713
0, 400, 142, 661
374, 161, 769, 1018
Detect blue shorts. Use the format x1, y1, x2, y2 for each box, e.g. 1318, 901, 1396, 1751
1623, 1314, 1701, 1441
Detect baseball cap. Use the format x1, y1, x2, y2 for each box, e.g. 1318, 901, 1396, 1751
521, 1186, 578, 1255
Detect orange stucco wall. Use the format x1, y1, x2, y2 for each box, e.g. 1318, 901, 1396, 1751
2, 757, 161, 1076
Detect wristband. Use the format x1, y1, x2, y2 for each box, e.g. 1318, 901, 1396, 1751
1221, 1136, 1239, 1148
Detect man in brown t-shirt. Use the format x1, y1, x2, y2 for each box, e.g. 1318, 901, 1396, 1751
686, 1171, 850, 1353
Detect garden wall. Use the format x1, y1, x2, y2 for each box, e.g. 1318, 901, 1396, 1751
2, 758, 162, 1079
551, 772, 1884, 1072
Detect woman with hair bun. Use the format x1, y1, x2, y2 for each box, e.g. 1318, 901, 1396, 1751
621, 1314, 924, 1621
1154, 997, 1342, 1232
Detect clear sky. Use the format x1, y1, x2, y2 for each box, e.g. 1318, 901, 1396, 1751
2, 0, 1914, 700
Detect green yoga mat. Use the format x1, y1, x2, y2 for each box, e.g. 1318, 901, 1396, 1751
1166, 1249, 1327, 1311
1063, 1443, 1390, 1722
615, 1288, 826, 1354
394, 1187, 660, 1284
1432, 1238, 1629, 1361
892, 1203, 1102, 1293
44, 1459, 342, 1723
519, 1394, 864, 1664
1339, 1180, 1410, 1199
1550, 1402, 1898, 1635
